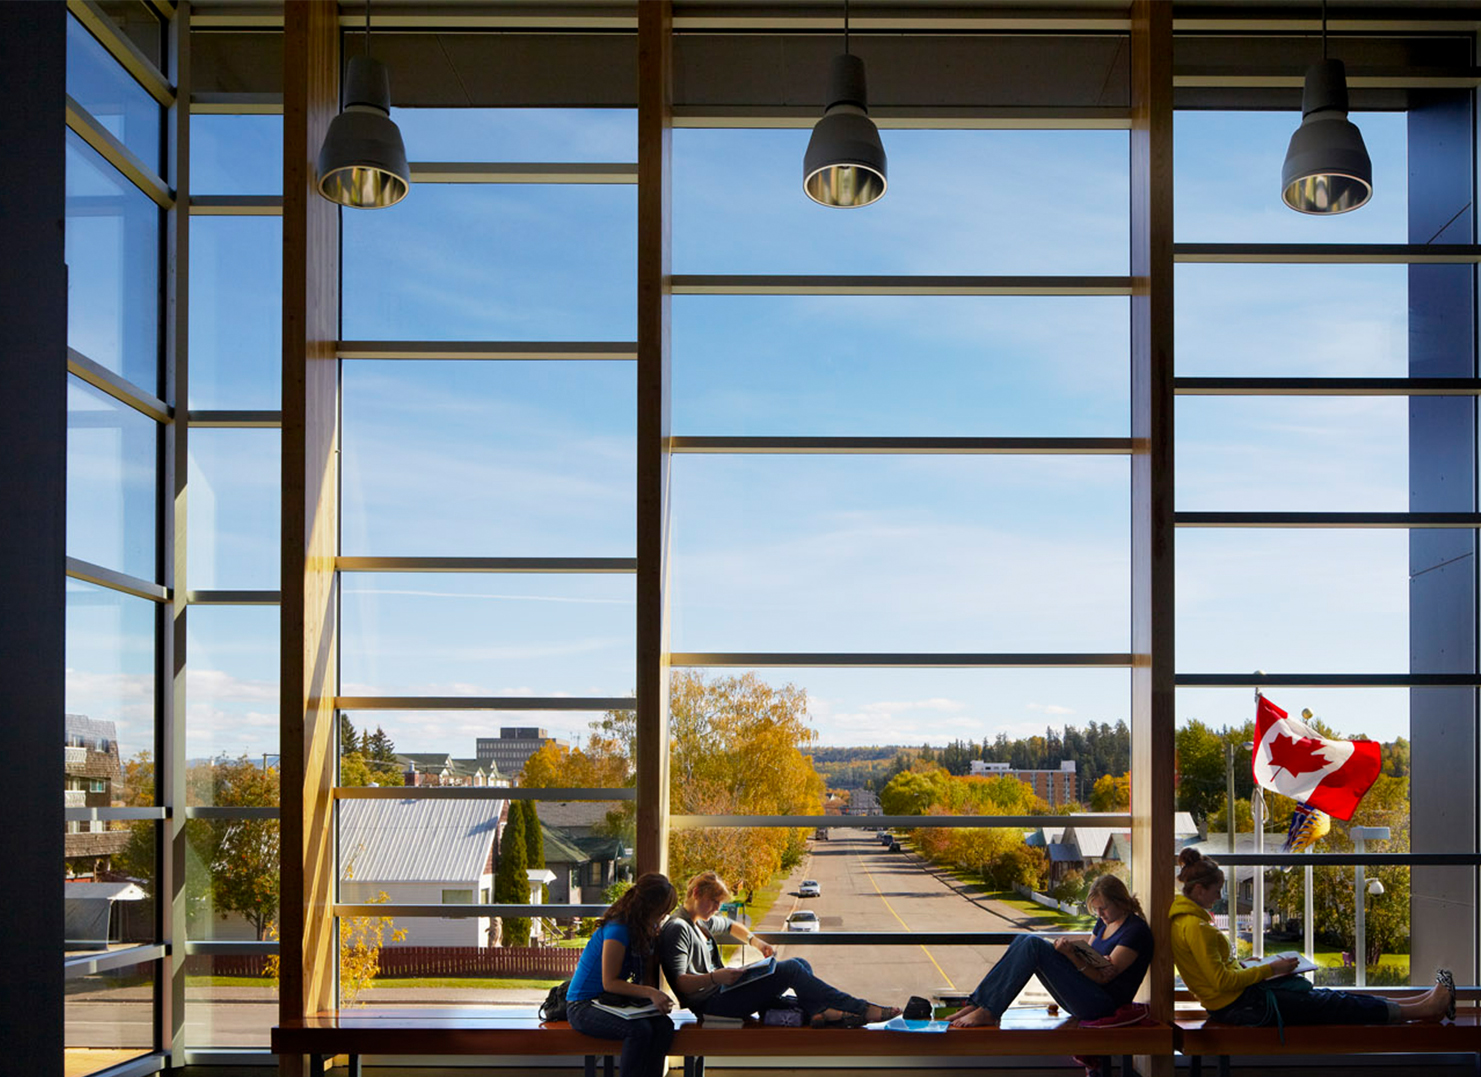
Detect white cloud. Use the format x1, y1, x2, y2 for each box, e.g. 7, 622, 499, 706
1027, 702, 1075, 715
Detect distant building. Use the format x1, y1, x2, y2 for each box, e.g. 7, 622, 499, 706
477, 727, 568, 780
971, 759, 1079, 805
63, 714, 130, 879
396, 753, 504, 787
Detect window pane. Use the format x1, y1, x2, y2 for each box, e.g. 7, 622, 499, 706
1175, 111, 1408, 243
342, 185, 637, 340
1176, 396, 1407, 512
185, 817, 279, 940
187, 429, 280, 589
340, 573, 635, 698
66, 579, 156, 804
68, 377, 157, 582
190, 114, 283, 195
1176, 530, 1408, 674
1176, 264, 1408, 377
67, 129, 160, 393
670, 456, 1129, 652
189, 216, 282, 409
65, 820, 155, 935
674, 296, 1129, 437
96, 2, 162, 68
184, 955, 276, 1047
341, 361, 635, 557
393, 107, 637, 162
185, 606, 279, 784
66, 959, 155, 1075
68, 12, 161, 172
674, 129, 1129, 275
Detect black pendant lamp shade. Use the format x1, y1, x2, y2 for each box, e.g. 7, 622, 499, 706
804, 53, 887, 208
1280, 58, 1372, 214
317, 55, 410, 209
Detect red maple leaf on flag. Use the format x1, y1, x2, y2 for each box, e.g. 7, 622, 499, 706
1267, 733, 1332, 778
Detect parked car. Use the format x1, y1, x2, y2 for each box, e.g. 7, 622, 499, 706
878, 831, 892, 845
785, 910, 821, 932
888, 839, 902, 852
798, 879, 821, 897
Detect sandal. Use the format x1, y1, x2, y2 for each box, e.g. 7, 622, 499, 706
810, 1010, 868, 1029
1436, 968, 1457, 1021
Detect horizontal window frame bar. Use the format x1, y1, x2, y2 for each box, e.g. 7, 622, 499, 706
336, 695, 637, 711
1177, 673, 1481, 687
670, 653, 1133, 669
671, 275, 1132, 296
66, 94, 172, 208
673, 106, 1132, 130
69, 347, 171, 423
671, 814, 1129, 829
67, 556, 170, 603
1175, 242, 1481, 264
64, 943, 167, 980
338, 556, 637, 573
334, 786, 633, 801
737, 932, 1087, 945
671, 436, 1136, 455
334, 904, 611, 919
1176, 377, 1481, 396
187, 410, 282, 428
189, 92, 283, 114
181, 1051, 273, 1068
1174, 67, 1481, 90
182, 940, 279, 956
68, 0, 175, 106
65, 806, 167, 821
1215, 853, 1481, 867
1176, 512, 1481, 528
185, 590, 282, 605
338, 340, 638, 361
183, 806, 280, 820
188, 195, 283, 215
409, 162, 638, 184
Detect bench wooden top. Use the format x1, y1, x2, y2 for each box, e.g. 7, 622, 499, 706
272, 1007, 1173, 1058
1177, 1011, 1481, 1054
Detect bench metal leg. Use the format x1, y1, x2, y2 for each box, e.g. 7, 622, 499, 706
1218, 1056, 1231, 1077
309, 1054, 323, 1074
605, 1053, 615, 1077
1120, 1054, 1136, 1076
348, 1054, 362, 1077
1189, 1055, 1201, 1077
586, 1054, 597, 1077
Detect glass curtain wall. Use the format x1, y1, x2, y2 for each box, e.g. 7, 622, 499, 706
63, 4, 173, 1074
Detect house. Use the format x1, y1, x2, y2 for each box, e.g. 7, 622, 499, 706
535, 801, 630, 899
63, 714, 130, 879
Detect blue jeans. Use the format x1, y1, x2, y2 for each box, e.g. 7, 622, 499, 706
567, 999, 676, 1077
1211, 982, 1394, 1026
700, 957, 868, 1020
968, 935, 1117, 1021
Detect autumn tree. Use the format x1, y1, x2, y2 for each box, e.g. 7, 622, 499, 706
1089, 772, 1130, 812
184, 756, 281, 939
495, 801, 531, 946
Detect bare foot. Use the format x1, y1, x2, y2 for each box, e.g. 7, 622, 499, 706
948, 1006, 998, 1028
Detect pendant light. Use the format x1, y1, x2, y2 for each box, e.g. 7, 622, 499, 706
803, 0, 887, 208
317, 1, 410, 209
1280, 0, 1372, 214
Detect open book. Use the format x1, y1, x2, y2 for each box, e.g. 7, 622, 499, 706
1240, 951, 1319, 976
1066, 939, 1112, 969
591, 995, 664, 1020
719, 956, 776, 992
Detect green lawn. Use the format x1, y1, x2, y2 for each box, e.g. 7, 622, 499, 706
981, 890, 1096, 930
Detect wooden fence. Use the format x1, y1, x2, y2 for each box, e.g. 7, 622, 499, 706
191, 945, 582, 980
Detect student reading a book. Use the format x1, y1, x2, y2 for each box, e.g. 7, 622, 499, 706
948, 874, 1154, 1028
659, 870, 902, 1028
1171, 849, 1454, 1026
567, 873, 678, 1077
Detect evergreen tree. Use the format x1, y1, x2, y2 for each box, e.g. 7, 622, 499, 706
523, 799, 545, 870
339, 713, 358, 757
368, 726, 396, 763
495, 801, 530, 945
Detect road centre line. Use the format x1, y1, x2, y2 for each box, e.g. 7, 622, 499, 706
856, 849, 957, 992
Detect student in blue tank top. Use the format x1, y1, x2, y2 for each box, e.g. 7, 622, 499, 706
948, 873, 1154, 1029
567, 873, 678, 1077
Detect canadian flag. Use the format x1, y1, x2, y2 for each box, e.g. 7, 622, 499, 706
1251, 696, 1381, 821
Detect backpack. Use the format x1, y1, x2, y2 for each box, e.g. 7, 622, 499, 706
540, 979, 571, 1022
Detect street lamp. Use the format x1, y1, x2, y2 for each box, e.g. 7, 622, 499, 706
1350, 825, 1390, 987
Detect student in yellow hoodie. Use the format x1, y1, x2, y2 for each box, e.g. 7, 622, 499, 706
1171, 849, 1453, 1027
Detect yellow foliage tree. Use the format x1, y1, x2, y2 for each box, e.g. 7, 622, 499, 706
264, 874, 406, 1005
885, 766, 1047, 885
1089, 772, 1131, 812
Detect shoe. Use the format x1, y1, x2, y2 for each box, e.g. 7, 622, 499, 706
810, 1010, 868, 1029
1436, 968, 1456, 1020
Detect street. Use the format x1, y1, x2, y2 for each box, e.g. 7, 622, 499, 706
65, 828, 1058, 1049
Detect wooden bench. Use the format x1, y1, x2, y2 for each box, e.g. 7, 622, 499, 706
1177, 1011, 1481, 1076
273, 1006, 1174, 1076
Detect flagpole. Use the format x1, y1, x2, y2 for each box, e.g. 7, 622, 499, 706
1226, 739, 1238, 957
1252, 785, 1264, 959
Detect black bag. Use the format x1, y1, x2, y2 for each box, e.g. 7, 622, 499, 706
902, 996, 932, 1021
541, 979, 571, 1022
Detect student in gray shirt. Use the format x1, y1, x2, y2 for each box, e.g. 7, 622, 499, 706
658, 870, 902, 1027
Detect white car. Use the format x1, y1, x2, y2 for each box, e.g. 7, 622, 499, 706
798, 880, 821, 897
785, 910, 820, 932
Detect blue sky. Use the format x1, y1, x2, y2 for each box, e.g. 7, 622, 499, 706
64, 106, 1421, 773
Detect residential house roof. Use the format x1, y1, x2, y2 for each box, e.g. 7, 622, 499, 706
536, 800, 623, 832
339, 797, 504, 883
